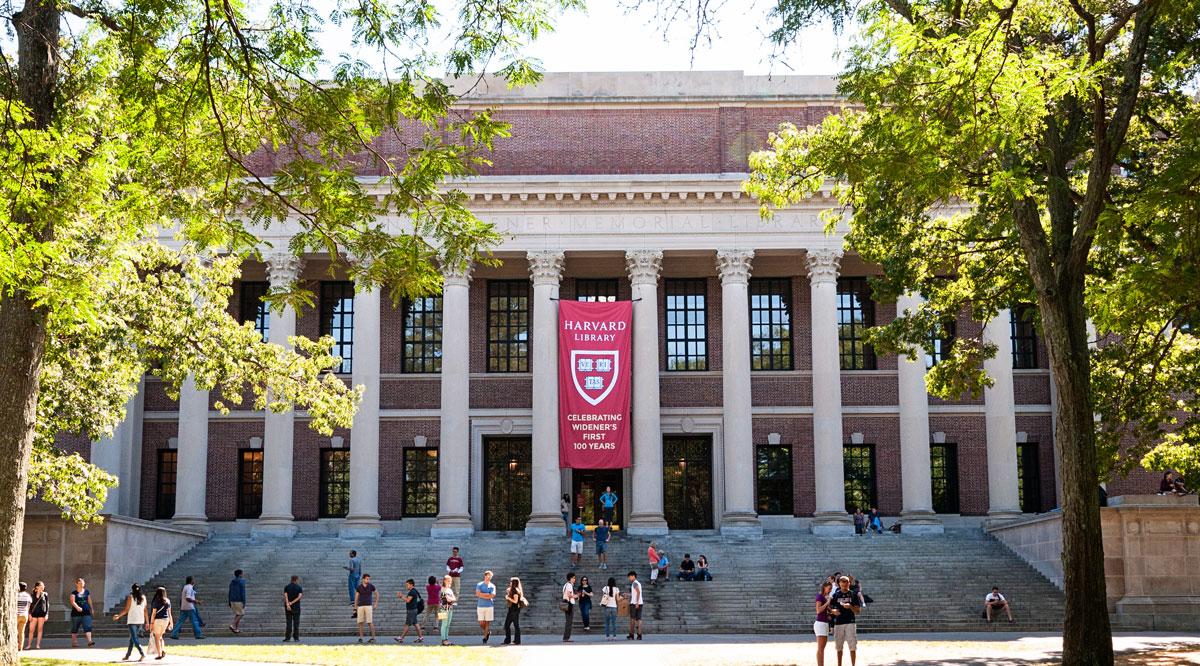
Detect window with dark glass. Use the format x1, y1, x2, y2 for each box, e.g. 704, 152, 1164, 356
662, 436, 714, 530
402, 448, 439, 517
239, 281, 270, 341
750, 278, 793, 370
483, 437, 532, 531
155, 450, 178, 519
838, 277, 877, 370
575, 278, 619, 302
487, 280, 530, 373
401, 295, 442, 373
237, 449, 264, 519
930, 443, 960, 514
319, 448, 351, 518
665, 279, 708, 371
755, 445, 793, 515
843, 444, 877, 513
320, 281, 355, 374
926, 316, 957, 368
1011, 305, 1038, 369
1017, 442, 1042, 513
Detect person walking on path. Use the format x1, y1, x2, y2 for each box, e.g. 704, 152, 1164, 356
148, 587, 172, 660
169, 576, 204, 640
475, 570, 497, 643
594, 519, 612, 570
394, 579, 424, 644
69, 577, 96, 647
578, 576, 594, 631
26, 581, 48, 650
227, 570, 246, 634
600, 577, 619, 640
502, 577, 525, 646
16, 582, 31, 651
830, 575, 861, 666
354, 574, 378, 643
282, 576, 302, 642
425, 576, 442, 631
647, 542, 661, 586
438, 574, 457, 646
344, 550, 363, 607
561, 572, 579, 642
625, 571, 644, 640
814, 581, 834, 666
445, 547, 464, 598
569, 516, 587, 566
599, 486, 619, 526
112, 583, 147, 661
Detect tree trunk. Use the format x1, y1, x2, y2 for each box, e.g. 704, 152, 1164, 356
1038, 281, 1114, 666
3, 2, 58, 664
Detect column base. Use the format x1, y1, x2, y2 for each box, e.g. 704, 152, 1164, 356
430, 514, 474, 539
251, 517, 298, 538
985, 510, 1023, 528
339, 515, 383, 539
719, 512, 763, 539
171, 516, 211, 534
898, 510, 944, 535
811, 511, 854, 536
625, 512, 669, 536
524, 512, 565, 537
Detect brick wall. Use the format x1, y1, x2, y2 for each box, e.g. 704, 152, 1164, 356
844, 416, 903, 516
1016, 414, 1058, 512
139, 421, 178, 521
930, 414, 989, 516
753, 416, 815, 517
379, 420, 440, 520
205, 421, 264, 521
292, 422, 351, 521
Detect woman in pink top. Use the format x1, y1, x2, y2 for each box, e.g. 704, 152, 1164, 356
647, 543, 661, 586
814, 581, 833, 666
425, 576, 441, 630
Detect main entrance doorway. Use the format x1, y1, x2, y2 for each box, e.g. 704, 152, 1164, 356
483, 436, 532, 531
663, 435, 714, 530
572, 469, 623, 529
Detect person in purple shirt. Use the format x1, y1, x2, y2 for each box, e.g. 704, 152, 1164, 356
814, 580, 833, 666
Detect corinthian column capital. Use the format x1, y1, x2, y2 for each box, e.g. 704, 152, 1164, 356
805, 248, 843, 285
441, 261, 474, 288
625, 249, 664, 286
266, 252, 303, 287
527, 250, 565, 286
715, 249, 754, 286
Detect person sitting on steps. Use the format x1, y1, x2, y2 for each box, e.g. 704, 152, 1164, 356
984, 586, 1014, 623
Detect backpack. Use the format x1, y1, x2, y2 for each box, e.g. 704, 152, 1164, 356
413, 590, 425, 614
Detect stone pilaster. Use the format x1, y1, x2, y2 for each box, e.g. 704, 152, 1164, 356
526, 250, 567, 535
172, 375, 210, 531
431, 262, 475, 537
342, 277, 383, 538
625, 250, 668, 535
984, 309, 1022, 523
896, 292, 943, 533
716, 249, 762, 537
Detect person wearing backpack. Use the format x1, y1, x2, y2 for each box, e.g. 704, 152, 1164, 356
502, 577, 526, 645
600, 577, 620, 640
394, 579, 424, 643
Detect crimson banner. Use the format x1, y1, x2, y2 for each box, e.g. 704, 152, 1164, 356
558, 300, 633, 469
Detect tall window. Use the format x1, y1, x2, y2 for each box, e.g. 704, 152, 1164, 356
930, 443, 960, 514
239, 281, 270, 340
402, 448, 439, 517
926, 317, 957, 368
237, 449, 264, 519
1011, 305, 1038, 369
755, 445, 793, 515
319, 448, 351, 518
664, 279, 708, 370
155, 450, 178, 519
1017, 442, 1042, 513
487, 281, 530, 373
750, 278, 793, 370
838, 277, 877, 370
401, 295, 443, 373
320, 282, 355, 374
575, 278, 619, 302
843, 444, 877, 513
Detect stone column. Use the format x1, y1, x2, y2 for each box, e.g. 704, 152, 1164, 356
91, 384, 144, 516
526, 250, 567, 535
716, 249, 762, 537
342, 279, 383, 538
431, 263, 475, 537
984, 309, 1022, 522
625, 250, 668, 535
172, 375, 210, 530
807, 248, 852, 535
254, 253, 302, 537
895, 292, 943, 534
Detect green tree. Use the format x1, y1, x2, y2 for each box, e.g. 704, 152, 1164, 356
719, 0, 1200, 664
1, 0, 577, 662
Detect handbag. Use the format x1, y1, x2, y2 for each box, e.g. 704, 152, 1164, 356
437, 610, 448, 621
559, 600, 571, 613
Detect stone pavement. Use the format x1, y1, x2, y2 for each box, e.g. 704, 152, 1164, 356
25, 632, 1200, 665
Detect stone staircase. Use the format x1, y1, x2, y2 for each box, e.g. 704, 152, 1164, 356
77, 530, 1063, 637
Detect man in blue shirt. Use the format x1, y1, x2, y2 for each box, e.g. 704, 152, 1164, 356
594, 519, 612, 570
227, 569, 247, 633
599, 487, 619, 527
344, 550, 363, 606
569, 517, 587, 566
474, 570, 497, 643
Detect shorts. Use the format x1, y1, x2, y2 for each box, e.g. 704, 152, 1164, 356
650, 567, 659, 580
834, 623, 857, 651
813, 620, 829, 636
405, 609, 419, 626
17, 615, 27, 636
153, 618, 170, 634
229, 602, 245, 617
629, 605, 643, 621
356, 606, 374, 624
70, 615, 93, 634
476, 607, 494, 622
570, 540, 584, 555
596, 542, 608, 555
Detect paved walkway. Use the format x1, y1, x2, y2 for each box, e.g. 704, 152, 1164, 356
26, 632, 1200, 665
